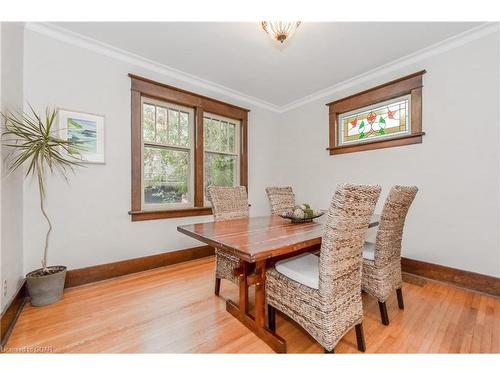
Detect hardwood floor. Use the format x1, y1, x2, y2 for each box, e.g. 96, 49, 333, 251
4, 256, 500, 353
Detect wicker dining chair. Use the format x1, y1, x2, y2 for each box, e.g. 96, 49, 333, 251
266, 184, 381, 353
361, 185, 418, 325
207, 186, 249, 296
265, 186, 296, 215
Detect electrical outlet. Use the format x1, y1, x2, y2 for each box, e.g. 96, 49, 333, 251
2, 280, 7, 297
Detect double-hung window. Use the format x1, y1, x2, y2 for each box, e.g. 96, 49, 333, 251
142, 98, 195, 210
203, 114, 240, 204
129, 74, 248, 221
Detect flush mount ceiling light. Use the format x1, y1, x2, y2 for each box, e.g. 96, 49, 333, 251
261, 21, 301, 44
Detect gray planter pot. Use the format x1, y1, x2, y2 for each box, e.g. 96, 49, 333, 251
26, 266, 67, 307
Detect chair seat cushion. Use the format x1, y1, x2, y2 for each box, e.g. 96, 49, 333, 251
275, 253, 319, 289
363, 242, 376, 261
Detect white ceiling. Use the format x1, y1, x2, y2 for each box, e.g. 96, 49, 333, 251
53, 22, 482, 107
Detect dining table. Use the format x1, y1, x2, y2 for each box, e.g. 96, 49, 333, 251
177, 214, 380, 353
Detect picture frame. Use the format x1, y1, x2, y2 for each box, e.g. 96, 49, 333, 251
57, 109, 105, 164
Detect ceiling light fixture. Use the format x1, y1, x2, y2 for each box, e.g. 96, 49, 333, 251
261, 21, 301, 44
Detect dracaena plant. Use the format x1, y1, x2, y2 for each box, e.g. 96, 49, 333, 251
1, 105, 83, 274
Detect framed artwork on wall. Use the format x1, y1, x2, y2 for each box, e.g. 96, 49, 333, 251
58, 109, 105, 164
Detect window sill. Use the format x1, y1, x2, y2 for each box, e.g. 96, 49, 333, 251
327, 132, 425, 155
129, 207, 213, 221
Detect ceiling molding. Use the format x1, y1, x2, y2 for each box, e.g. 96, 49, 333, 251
24, 22, 282, 113
25, 22, 499, 114
277, 22, 499, 113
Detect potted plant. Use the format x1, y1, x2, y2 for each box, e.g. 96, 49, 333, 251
1, 106, 82, 306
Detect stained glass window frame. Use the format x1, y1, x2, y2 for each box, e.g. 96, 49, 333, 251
327, 70, 425, 156
337, 94, 411, 146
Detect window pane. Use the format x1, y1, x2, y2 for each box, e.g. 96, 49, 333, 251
204, 116, 238, 154
203, 117, 211, 148
179, 111, 189, 147
219, 121, 229, 153
143, 103, 156, 142
204, 152, 237, 197
338, 96, 410, 145
155, 106, 168, 144
144, 146, 190, 205
168, 109, 180, 145
209, 119, 220, 151
227, 123, 236, 153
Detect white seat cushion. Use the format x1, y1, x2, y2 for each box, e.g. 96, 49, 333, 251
363, 242, 376, 261
275, 253, 319, 289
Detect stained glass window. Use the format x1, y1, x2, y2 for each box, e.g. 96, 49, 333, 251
338, 95, 410, 146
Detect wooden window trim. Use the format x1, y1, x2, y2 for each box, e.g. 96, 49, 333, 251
326, 70, 426, 155
129, 74, 249, 221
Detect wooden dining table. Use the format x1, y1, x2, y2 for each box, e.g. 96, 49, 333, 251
177, 214, 379, 353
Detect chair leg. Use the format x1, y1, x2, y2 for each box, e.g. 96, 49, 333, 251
324, 348, 335, 353
378, 301, 390, 325
355, 323, 366, 352
267, 304, 276, 333
214, 277, 221, 296
396, 288, 404, 310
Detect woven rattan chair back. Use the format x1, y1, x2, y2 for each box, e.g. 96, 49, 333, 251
265, 186, 296, 215
207, 186, 249, 221
374, 185, 418, 269
319, 184, 381, 299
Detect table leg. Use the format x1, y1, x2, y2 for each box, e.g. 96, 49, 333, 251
239, 260, 249, 314
254, 260, 266, 327
226, 259, 287, 353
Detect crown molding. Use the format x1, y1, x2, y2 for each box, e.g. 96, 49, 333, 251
25, 22, 499, 115
24, 22, 282, 113
277, 22, 499, 113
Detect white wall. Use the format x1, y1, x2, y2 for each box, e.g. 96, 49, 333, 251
276, 31, 500, 277
22, 29, 281, 273
1, 22, 24, 312
22, 26, 500, 279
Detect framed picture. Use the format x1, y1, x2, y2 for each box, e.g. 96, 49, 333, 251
58, 109, 105, 164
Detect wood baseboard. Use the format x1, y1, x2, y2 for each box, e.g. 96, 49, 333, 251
401, 257, 500, 297
65, 245, 214, 288
0, 281, 27, 351
65, 247, 499, 297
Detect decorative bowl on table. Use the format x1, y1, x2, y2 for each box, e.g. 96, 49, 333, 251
279, 203, 325, 223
